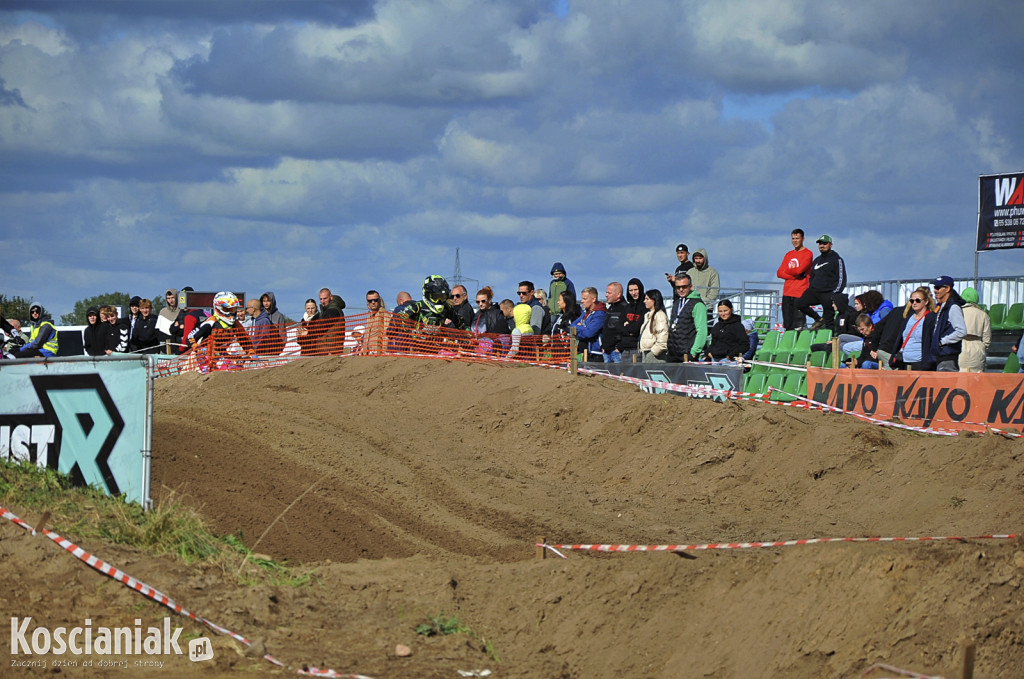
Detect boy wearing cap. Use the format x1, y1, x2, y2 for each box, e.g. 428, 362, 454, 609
666, 244, 693, 303
795, 235, 847, 332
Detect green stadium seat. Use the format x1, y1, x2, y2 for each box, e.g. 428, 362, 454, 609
794, 329, 813, 351
812, 329, 834, 344
765, 372, 785, 397
773, 349, 791, 365
787, 349, 808, 366
1005, 352, 1021, 374
743, 372, 768, 394
753, 315, 771, 334
769, 372, 804, 402
808, 350, 829, 368
777, 329, 798, 351
988, 303, 1007, 329
1003, 303, 1024, 330
761, 330, 781, 352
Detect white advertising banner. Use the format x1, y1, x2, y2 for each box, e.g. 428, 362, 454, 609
0, 356, 152, 507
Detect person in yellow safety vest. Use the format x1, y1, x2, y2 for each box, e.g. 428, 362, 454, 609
12, 304, 59, 359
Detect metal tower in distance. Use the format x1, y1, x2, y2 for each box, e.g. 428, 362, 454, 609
450, 248, 479, 293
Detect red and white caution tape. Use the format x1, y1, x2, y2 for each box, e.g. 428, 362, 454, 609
0, 506, 374, 679
539, 533, 1018, 558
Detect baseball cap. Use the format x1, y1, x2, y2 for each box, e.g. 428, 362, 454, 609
676, 243, 688, 253
931, 275, 954, 288
816, 235, 833, 244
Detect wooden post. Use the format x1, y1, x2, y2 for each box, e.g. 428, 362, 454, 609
960, 639, 975, 679
569, 328, 578, 376
537, 536, 546, 560
830, 337, 840, 369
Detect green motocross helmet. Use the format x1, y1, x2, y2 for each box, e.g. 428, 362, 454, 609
422, 275, 451, 314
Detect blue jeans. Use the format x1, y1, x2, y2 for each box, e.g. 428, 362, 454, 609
603, 350, 621, 363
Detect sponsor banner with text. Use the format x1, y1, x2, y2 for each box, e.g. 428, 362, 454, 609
0, 356, 152, 506
807, 367, 1024, 432
978, 172, 1024, 251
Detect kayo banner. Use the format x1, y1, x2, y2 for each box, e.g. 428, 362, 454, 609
807, 368, 1024, 433
978, 172, 1024, 251
0, 356, 152, 506
581, 361, 744, 400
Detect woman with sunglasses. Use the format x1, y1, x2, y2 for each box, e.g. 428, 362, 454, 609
888, 286, 936, 370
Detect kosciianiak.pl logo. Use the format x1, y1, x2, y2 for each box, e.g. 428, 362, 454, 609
10, 617, 214, 667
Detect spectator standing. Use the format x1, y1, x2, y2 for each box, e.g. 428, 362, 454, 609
639, 288, 668, 363
516, 281, 551, 335
572, 287, 606, 360
449, 285, 475, 328
250, 298, 273, 354
157, 288, 185, 351
929, 276, 967, 372
776, 228, 813, 330
126, 296, 142, 349
547, 263, 576, 316
393, 291, 413, 314
507, 302, 534, 358
101, 305, 128, 355
132, 299, 160, 354
958, 287, 991, 373
666, 274, 707, 362
318, 287, 347, 354
620, 278, 646, 361
296, 298, 321, 356
600, 281, 629, 363
534, 289, 548, 312
360, 290, 389, 355
83, 306, 106, 356
471, 287, 509, 335
552, 290, 581, 337
665, 243, 693, 297
796, 235, 847, 331
888, 286, 936, 370
688, 249, 720, 306
237, 305, 253, 331
707, 300, 748, 363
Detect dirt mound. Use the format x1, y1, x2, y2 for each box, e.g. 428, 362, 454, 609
4, 356, 1024, 677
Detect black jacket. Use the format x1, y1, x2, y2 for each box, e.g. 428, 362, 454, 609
131, 314, 160, 354
808, 250, 847, 293
601, 299, 630, 352
708, 313, 748, 360
83, 308, 106, 356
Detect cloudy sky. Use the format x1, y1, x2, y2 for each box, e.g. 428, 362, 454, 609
2, 0, 1021, 319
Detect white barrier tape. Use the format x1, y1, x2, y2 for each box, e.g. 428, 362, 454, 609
0, 506, 374, 679
542, 533, 1018, 554
576, 367, 733, 398
858, 662, 941, 679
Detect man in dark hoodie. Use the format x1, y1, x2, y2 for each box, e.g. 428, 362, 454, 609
157, 288, 185, 352
318, 287, 347, 354
83, 306, 106, 356
619, 278, 646, 361
547, 263, 576, 316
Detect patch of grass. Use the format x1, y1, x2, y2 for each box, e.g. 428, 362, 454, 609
415, 611, 500, 663
949, 495, 966, 509
0, 459, 314, 587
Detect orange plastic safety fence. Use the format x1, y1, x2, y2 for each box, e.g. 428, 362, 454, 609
180, 310, 575, 374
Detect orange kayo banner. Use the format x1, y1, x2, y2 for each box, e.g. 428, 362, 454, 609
806, 368, 1024, 433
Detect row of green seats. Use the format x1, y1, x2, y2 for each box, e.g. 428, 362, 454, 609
755, 329, 833, 364
988, 303, 1024, 331
742, 370, 806, 402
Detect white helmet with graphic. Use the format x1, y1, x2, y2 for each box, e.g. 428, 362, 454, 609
213, 292, 241, 324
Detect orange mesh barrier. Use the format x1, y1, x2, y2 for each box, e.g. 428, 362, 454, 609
176, 310, 574, 374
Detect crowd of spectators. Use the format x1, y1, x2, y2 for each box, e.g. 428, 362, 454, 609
1, 234, 1020, 372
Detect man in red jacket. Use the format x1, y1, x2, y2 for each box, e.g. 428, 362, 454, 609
776, 228, 814, 330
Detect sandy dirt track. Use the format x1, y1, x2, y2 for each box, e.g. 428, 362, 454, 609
3, 356, 1024, 677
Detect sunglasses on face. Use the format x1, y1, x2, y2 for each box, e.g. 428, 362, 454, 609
476, 299, 488, 305
518, 291, 531, 296
675, 285, 690, 290
911, 298, 924, 303
366, 298, 381, 304
452, 293, 464, 299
